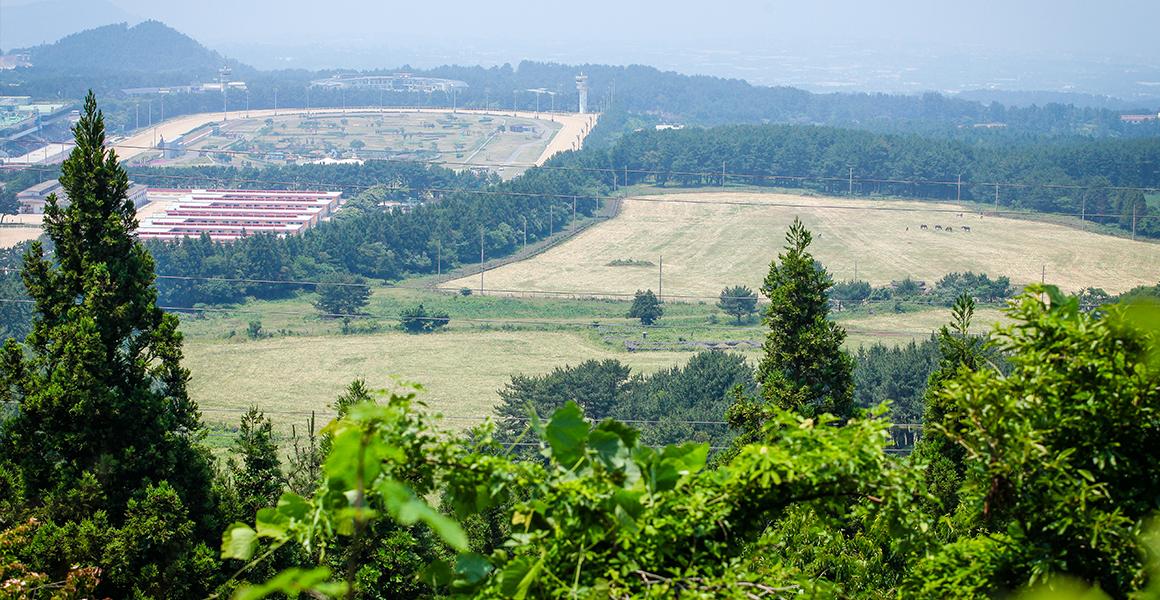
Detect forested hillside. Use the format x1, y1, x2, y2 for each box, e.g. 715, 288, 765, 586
22, 20, 246, 76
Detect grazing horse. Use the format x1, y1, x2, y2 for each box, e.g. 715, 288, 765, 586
962, 225, 971, 232
920, 224, 928, 230
934, 225, 943, 231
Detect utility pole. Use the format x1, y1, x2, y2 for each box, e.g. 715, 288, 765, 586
1132, 203, 1138, 240
722, 161, 726, 187
480, 228, 485, 294
848, 165, 854, 197
523, 216, 527, 247
437, 240, 441, 276
956, 173, 962, 203
994, 183, 999, 214
658, 255, 663, 302
624, 165, 628, 190
550, 204, 554, 235
1080, 195, 1086, 230
1041, 264, 1046, 285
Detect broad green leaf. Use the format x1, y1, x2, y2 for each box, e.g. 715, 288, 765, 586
255, 507, 290, 540
648, 442, 709, 492
232, 566, 337, 600
500, 557, 543, 600
593, 419, 640, 447
378, 479, 469, 551
419, 559, 454, 587
454, 552, 494, 587
323, 428, 364, 489
276, 492, 311, 520
221, 522, 258, 561
545, 401, 588, 468
587, 428, 628, 471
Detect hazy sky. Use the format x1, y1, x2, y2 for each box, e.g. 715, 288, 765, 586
4, 0, 1160, 96
5, 0, 1159, 60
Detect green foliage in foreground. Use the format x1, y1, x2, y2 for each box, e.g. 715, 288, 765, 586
217, 287, 1160, 599
222, 387, 917, 599
907, 288, 1160, 598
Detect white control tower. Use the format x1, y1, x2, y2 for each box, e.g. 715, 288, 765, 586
575, 73, 589, 114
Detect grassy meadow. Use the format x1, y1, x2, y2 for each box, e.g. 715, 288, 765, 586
181, 286, 1007, 438
443, 191, 1160, 296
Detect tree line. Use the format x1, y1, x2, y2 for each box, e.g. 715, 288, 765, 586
611, 124, 1160, 237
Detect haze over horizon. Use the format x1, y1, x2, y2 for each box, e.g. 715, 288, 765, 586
3, 0, 1160, 97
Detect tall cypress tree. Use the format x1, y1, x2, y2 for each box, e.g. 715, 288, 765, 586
0, 92, 214, 525
751, 218, 854, 418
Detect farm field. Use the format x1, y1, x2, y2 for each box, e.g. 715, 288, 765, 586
443, 191, 1160, 296
179, 287, 1007, 434
185, 329, 693, 434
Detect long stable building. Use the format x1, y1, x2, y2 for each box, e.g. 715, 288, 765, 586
138, 189, 343, 241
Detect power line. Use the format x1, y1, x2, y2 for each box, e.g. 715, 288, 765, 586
11, 134, 1160, 196
0, 297, 947, 340
198, 405, 929, 430
6, 163, 1159, 223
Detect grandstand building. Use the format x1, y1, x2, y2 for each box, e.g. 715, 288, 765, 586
309, 73, 467, 94
137, 189, 344, 241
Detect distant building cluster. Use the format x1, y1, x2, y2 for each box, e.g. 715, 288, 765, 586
0, 96, 73, 139
17, 179, 148, 214
121, 82, 248, 96
137, 188, 344, 241
1120, 113, 1160, 123
309, 73, 467, 94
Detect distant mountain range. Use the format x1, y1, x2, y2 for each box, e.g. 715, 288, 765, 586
0, 0, 136, 50
14, 20, 249, 76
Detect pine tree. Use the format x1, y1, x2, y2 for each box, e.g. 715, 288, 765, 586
223, 407, 283, 522
0, 92, 216, 531
912, 292, 987, 514
717, 285, 758, 324
628, 289, 663, 325
749, 218, 854, 418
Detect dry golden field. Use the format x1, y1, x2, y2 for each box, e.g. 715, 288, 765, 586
444, 191, 1160, 296
186, 329, 696, 432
